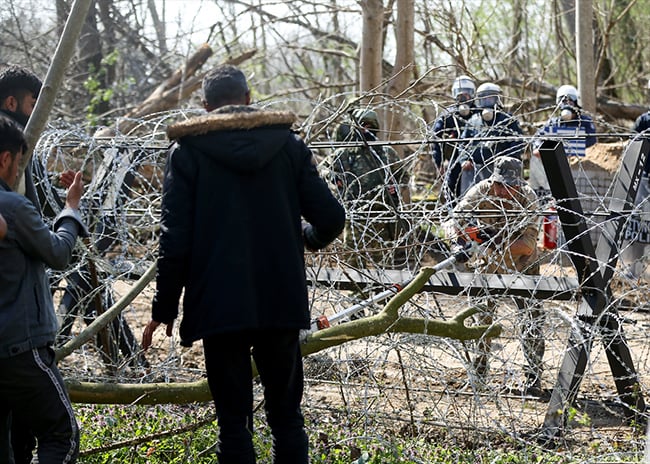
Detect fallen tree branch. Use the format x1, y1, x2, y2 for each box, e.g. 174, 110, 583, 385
79, 411, 215, 457
65, 267, 500, 404
300, 266, 499, 355
95, 47, 257, 137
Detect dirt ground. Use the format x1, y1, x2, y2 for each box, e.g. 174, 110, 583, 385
56, 251, 650, 457
56, 140, 650, 458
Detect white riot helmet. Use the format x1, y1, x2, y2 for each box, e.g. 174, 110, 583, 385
476, 82, 502, 109
556, 85, 580, 106
452, 75, 476, 102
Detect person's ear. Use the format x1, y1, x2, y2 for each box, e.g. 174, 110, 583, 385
1, 95, 18, 112
0, 150, 11, 174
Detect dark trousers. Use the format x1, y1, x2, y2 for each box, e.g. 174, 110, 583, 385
0, 347, 79, 464
0, 412, 35, 464
203, 329, 309, 464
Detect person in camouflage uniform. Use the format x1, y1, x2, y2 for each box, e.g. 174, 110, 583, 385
331, 109, 408, 268
451, 156, 546, 397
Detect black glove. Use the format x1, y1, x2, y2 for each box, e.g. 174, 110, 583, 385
451, 237, 472, 264
452, 240, 473, 263
482, 227, 503, 246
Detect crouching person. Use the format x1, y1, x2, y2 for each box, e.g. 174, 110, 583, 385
0, 115, 87, 463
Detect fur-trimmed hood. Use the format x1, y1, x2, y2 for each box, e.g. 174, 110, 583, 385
167, 106, 298, 173
166, 106, 296, 139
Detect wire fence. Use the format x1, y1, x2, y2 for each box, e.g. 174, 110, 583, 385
32, 106, 650, 460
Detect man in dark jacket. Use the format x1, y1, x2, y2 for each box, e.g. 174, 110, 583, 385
0, 63, 44, 464
444, 82, 524, 203
142, 65, 345, 464
0, 115, 86, 463
430, 75, 478, 170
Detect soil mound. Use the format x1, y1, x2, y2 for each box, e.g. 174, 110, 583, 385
576, 142, 626, 173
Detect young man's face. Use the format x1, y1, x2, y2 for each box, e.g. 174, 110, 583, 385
17, 93, 37, 118
0, 149, 23, 186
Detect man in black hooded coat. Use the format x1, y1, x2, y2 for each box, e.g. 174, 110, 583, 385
142, 65, 345, 464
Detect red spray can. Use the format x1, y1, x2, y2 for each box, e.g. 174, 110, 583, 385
543, 206, 558, 249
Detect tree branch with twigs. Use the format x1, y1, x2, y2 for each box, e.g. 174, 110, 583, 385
64, 266, 499, 405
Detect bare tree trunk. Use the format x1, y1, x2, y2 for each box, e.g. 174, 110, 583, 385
55, 0, 70, 36
147, 0, 167, 55
554, 0, 575, 83
593, 0, 639, 99
509, 0, 525, 73
15, 0, 95, 189
384, 0, 414, 142
77, 0, 112, 120
96, 0, 116, 111
560, 0, 576, 38
576, 0, 596, 112
359, 0, 384, 95
77, 0, 101, 83
385, 0, 414, 203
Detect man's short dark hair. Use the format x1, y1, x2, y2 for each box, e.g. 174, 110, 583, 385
202, 65, 249, 108
0, 64, 42, 102
0, 115, 28, 157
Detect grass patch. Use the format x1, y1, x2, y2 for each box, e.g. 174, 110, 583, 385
74, 403, 640, 463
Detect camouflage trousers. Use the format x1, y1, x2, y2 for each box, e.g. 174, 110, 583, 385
342, 203, 408, 269
473, 296, 546, 386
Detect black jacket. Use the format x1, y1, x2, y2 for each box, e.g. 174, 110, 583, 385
459, 110, 525, 164
430, 104, 478, 168
152, 106, 345, 346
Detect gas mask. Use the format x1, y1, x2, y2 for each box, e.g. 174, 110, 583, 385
458, 104, 470, 117
559, 105, 576, 121
482, 108, 495, 122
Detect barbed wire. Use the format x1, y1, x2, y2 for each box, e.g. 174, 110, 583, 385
29, 105, 650, 459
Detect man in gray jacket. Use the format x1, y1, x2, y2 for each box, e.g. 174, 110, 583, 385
0, 115, 86, 463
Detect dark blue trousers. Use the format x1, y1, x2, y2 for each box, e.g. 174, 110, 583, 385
203, 329, 309, 464
0, 347, 79, 464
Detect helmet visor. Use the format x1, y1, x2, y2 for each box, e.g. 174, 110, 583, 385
556, 94, 578, 106
452, 77, 475, 99
477, 93, 499, 108
453, 88, 474, 102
